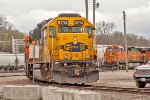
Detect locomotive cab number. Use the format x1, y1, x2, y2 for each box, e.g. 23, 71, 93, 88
74, 20, 84, 25
57, 20, 68, 25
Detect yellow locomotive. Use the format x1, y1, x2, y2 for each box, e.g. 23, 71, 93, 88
24, 13, 99, 84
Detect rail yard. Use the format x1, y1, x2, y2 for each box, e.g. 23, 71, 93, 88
1, 13, 150, 100
1, 14, 150, 99
1, 0, 150, 100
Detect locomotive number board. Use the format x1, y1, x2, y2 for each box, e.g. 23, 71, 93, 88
57, 20, 84, 25
57, 20, 68, 25
74, 20, 84, 25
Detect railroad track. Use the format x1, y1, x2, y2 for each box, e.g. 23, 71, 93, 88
0, 72, 25, 77
33, 80, 150, 94
87, 86, 150, 94
0, 74, 25, 77
1, 73, 150, 95
0, 71, 24, 73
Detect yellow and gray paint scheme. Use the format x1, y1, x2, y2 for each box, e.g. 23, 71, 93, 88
26, 13, 99, 84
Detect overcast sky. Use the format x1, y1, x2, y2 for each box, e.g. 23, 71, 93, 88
1, 0, 150, 37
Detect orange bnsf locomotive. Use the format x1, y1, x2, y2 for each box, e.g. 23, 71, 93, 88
24, 13, 99, 84
104, 45, 125, 69
103, 45, 150, 69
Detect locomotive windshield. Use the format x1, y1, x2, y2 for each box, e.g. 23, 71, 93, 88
106, 48, 121, 52
58, 26, 70, 33
58, 26, 82, 33
114, 48, 121, 52
72, 27, 82, 33
106, 48, 112, 52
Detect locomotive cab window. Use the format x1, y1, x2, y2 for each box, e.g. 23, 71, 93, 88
72, 27, 82, 33
58, 26, 70, 33
106, 48, 112, 52
49, 26, 56, 38
85, 26, 92, 38
114, 48, 120, 52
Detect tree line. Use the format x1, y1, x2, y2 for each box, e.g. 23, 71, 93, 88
0, 15, 25, 53
96, 21, 150, 47
0, 15, 150, 53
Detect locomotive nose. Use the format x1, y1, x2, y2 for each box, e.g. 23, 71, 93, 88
59, 33, 89, 60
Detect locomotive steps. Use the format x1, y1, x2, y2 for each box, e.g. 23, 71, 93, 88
2, 85, 101, 100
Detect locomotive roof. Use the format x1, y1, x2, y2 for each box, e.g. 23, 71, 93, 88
58, 13, 81, 17
42, 13, 94, 29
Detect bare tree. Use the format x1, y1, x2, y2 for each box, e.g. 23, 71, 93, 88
96, 30, 150, 47
0, 15, 8, 29
96, 21, 115, 34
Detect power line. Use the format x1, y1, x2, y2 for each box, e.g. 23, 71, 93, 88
88, 0, 150, 36
89, 0, 150, 26
100, 5, 123, 18
88, 0, 123, 21
99, 9, 123, 20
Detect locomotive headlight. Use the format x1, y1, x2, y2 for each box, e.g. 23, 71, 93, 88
85, 54, 90, 59
73, 37, 77, 44
74, 37, 77, 41
64, 54, 68, 59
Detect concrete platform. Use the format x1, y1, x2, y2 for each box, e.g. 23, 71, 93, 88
52, 88, 66, 100
42, 86, 58, 100
42, 87, 100, 100
63, 89, 79, 100
2, 85, 101, 100
3, 85, 41, 100
74, 90, 100, 100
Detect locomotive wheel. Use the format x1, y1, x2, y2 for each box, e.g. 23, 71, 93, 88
40, 64, 51, 81
27, 65, 33, 80
25, 63, 28, 76
82, 83, 85, 86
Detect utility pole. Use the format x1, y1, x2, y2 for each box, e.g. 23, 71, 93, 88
93, 0, 99, 26
93, 0, 100, 69
123, 11, 128, 72
85, 0, 88, 20
93, 0, 96, 26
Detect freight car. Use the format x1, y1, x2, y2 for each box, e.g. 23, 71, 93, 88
24, 13, 99, 84
0, 53, 25, 71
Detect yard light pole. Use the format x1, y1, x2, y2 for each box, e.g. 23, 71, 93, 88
123, 11, 128, 72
